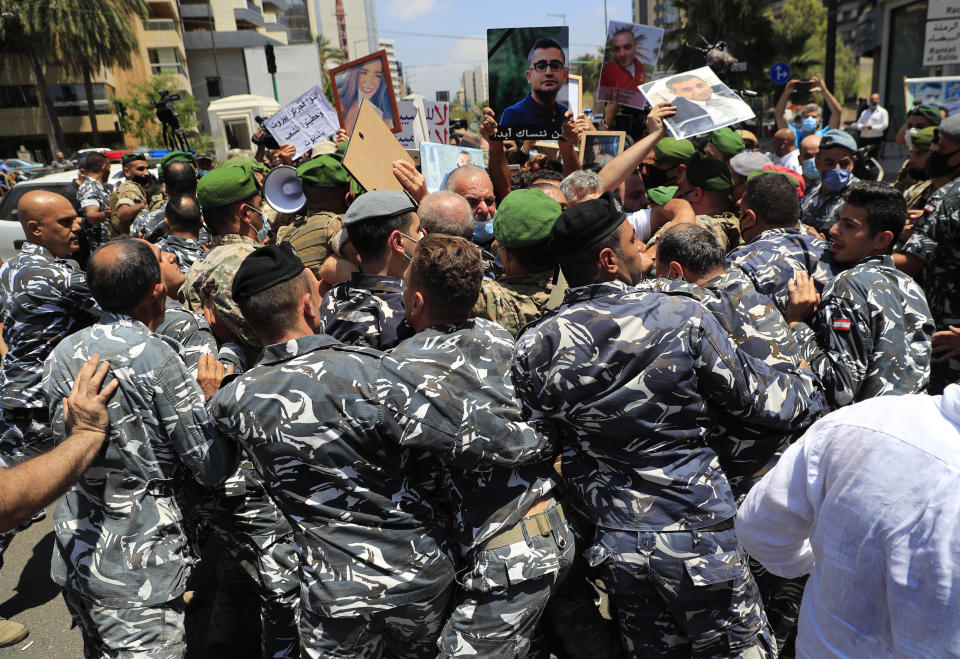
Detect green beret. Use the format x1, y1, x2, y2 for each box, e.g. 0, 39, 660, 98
549, 191, 625, 260
222, 155, 268, 175
912, 126, 937, 151
654, 137, 695, 167
910, 105, 942, 127
493, 189, 562, 248
297, 155, 351, 188
685, 153, 733, 191
708, 127, 745, 157
197, 166, 258, 210
122, 152, 148, 166
647, 185, 678, 206
159, 150, 194, 177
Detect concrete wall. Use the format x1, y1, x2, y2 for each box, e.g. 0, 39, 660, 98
243, 43, 323, 104
188, 48, 251, 131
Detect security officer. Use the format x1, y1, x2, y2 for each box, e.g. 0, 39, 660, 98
129, 152, 197, 242
108, 152, 163, 238
318, 190, 420, 350
471, 189, 561, 337
787, 180, 934, 408
681, 153, 743, 251
703, 126, 746, 163
801, 129, 859, 233
511, 192, 827, 657
211, 244, 454, 657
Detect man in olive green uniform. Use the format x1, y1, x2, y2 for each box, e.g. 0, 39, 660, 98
107, 153, 165, 238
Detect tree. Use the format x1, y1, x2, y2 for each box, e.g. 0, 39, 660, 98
315, 34, 345, 103
571, 48, 603, 113
112, 74, 212, 152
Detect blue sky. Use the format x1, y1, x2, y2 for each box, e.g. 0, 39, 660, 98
376, 0, 634, 100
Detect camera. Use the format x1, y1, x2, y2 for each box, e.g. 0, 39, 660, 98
252, 115, 280, 150
154, 89, 182, 129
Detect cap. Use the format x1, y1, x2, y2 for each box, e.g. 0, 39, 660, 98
493, 189, 562, 248
737, 129, 759, 150
222, 155, 268, 175
296, 155, 352, 188
909, 105, 942, 127
122, 152, 148, 166
708, 127, 746, 157
653, 137, 696, 167
232, 243, 306, 303
685, 153, 733, 191
911, 126, 937, 151
343, 190, 417, 227
196, 153, 215, 162
647, 185, 678, 205
820, 129, 858, 153
729, 151, 773, 177
197, 166, 258, 209
159, 150, 195, 177
939, 115, 960, 143
548, 191, 625, 259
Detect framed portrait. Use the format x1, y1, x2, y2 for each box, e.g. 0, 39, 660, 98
579, 131, 625, 167
487, 26, 570, 140
566, 74, 583, 118
330, 50, 401, 134
639, 66, 755, 139
597, 21, 664, 109
419, 142, 485, 192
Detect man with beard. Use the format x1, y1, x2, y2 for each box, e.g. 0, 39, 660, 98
499, 38, 569, 137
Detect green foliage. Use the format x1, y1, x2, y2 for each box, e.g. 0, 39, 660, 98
571, 49, 603, 111
112, 74, 205, 149
316, 34, 345, 104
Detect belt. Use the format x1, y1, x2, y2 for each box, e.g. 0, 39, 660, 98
698, 517, 735, 533
481, 503, 565, 551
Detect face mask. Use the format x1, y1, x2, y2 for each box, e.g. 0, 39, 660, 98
133, 174, 151, 186
244, 204, 270, 243
802, 157, 820, 181
473, 219, 494, 245
197, 169, 211, 179
925, 148, 960, 179
642, 165, 670, 190
905, 128, 918, 148
801, 117, 820, 134
908, 166, 929, 181
821, 167, 852, 194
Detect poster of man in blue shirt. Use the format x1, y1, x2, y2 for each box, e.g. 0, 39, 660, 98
488, 27, 569, 140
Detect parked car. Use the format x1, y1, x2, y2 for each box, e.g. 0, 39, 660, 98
2, 158, 45, 171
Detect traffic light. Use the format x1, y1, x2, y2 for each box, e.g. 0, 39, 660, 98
264, 44, 277, 74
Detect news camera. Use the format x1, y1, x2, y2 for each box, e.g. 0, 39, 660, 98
252, 115, 281, 150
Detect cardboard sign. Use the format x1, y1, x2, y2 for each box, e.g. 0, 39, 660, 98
264, 85, 340, 159
342, 99, 415, 192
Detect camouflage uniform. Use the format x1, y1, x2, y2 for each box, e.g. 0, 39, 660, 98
107, 178, 165, 238
157, 298, 245, 375
904, 179, 936, 212
208, 334, 455, 658
77, 176, 111, 252
725, 226, 843, 314
696, 212, 743, 252
43, 312, 239, 658
378, 319, 573, 657
512, 280, 827, 657
157, 234, 206, 274
276, 210, 343, 277
898, 177, 960, 393
318, 272, 413, 350
800, 177, 858, 233
791, 254, 934, 408
470, 271, 553, 338
131, 206, 168, 243
179, 234, 261, 352
892, 160, 917, 193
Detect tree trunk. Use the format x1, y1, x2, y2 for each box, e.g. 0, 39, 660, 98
27, 48, 66, 159
83, 67, 101, 146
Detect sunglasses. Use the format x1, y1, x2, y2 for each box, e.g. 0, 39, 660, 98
530, 59, 565, 72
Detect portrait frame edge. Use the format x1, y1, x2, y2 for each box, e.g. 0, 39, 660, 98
329, 49, 402, 134
578, 130, 627, 167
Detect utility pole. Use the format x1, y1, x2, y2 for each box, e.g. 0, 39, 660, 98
824, 0, 837, 94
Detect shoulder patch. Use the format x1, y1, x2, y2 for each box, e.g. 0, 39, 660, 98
832, 318, 852, 331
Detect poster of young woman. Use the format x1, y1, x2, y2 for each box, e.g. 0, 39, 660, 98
330, 50, 401, 134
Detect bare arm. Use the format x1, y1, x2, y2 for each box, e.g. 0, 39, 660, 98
116, 199, 145, 226
774, 80, 797, 130
479, 107, 511, 203
599, 103, 676, 192
812, 75, 842, 129
559, 111, 589, 178
0, 356, 117, 532
892, 252, 925, 277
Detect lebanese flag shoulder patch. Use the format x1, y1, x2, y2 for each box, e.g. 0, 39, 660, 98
832, 319, 852, 331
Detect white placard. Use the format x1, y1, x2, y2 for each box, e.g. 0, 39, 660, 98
928, 0, 960, 21
264, 85, 340, 159
424, 102, 450, 144
396, 99, 428, 150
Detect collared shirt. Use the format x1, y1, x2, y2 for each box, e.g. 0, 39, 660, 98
157, 234, 206, 274
208, 333, 454, 617
43, 312, 238, 607
498, 93, 568, 138
855, 105, 889, 139
0, 242, 100, 412
737, 385, 960, 658
800, 176, 859, 233
319, 271, 413, 350
792, 255, 933, 408
512, 280, 826, 532
725, 226, 842, 314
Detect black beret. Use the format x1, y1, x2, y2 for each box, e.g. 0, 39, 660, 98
548, 191, 625, 260
232, 243, 306, 303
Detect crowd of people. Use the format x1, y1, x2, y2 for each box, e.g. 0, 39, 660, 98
0, 70, 959, 659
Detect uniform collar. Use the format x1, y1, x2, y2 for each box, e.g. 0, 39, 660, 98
562, 279, 631, 306
257, 332, 341, 366
211, 233, 258, 248
100, 311, 150, 333
349, 271, 404, 294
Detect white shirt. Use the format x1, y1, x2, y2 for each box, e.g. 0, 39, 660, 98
686, 96, 743, 125
776, 149, 802, 174
855, 105, 889, 139
737, 385, 960, 658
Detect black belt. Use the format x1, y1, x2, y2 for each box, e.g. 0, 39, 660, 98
698, 517, 735, 533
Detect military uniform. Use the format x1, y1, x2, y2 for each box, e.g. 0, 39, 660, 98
378, 318, 572, 656
904, 179, 936, 212
725, 226, 842, 314
471, 271, 553, 338
892, 160, 919, 193
179, 234, 261, 352
791, 254, 934, 408
157, 234, 206, 274
77, 176, 111, 252
319, 272, 413, 350
131, 206, 168, 242
43, 312, 239, 658
108, 178, 166, 238
157, 298, 246, 375
512, 280, 827, 657
276, 210, 343, 277
800, 177, 859, 233
208, 333, 454, 658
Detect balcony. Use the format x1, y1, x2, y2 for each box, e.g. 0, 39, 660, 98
235, 7, 265, 28
180, 3, 212, 18
183, 30, 282, 50
144, 18, 178, 31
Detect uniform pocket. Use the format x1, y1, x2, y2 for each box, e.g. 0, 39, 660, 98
683, 550, 744, 586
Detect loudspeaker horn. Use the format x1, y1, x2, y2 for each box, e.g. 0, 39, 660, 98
263, 165, 306, 214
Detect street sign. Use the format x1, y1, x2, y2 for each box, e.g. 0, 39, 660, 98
770, 62, 791, 84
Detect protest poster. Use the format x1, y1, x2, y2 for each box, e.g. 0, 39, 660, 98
488, 26, 569, 140
579, 131, 626, 168
396, 99, 428, 150
640, 67, 755, 139
342, 99, 414, 192
597, 21, 664, 109
263, 85, 340, 160
330, 50, 401, 134
424, 102, 450, 144
566, 74, 582, 118
419, 142, 485, 192
904, 76, 960, 118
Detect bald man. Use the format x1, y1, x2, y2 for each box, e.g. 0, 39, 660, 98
444, 165, 497, 244
800, 134, 821, 187
418, 190, 474, 240
772, 128, 802, 174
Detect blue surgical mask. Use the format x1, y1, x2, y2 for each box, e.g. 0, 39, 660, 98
473, 219, 494, 245
802, 157, 820, 181
245, 204, 270, 243
820, 168, 851, 194
801, 117, 820, 134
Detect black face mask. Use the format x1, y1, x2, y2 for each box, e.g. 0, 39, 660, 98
926, 148, 960, 179
132, 174, 152, 186
908, 166, 929, 181
642, 165, 671, 190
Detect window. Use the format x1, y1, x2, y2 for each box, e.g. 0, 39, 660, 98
224, 119, 251, 150
0, 86, 38, 108
48, 83, 111, 116
148, 48, 185, 75
206, 76, 222, 98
